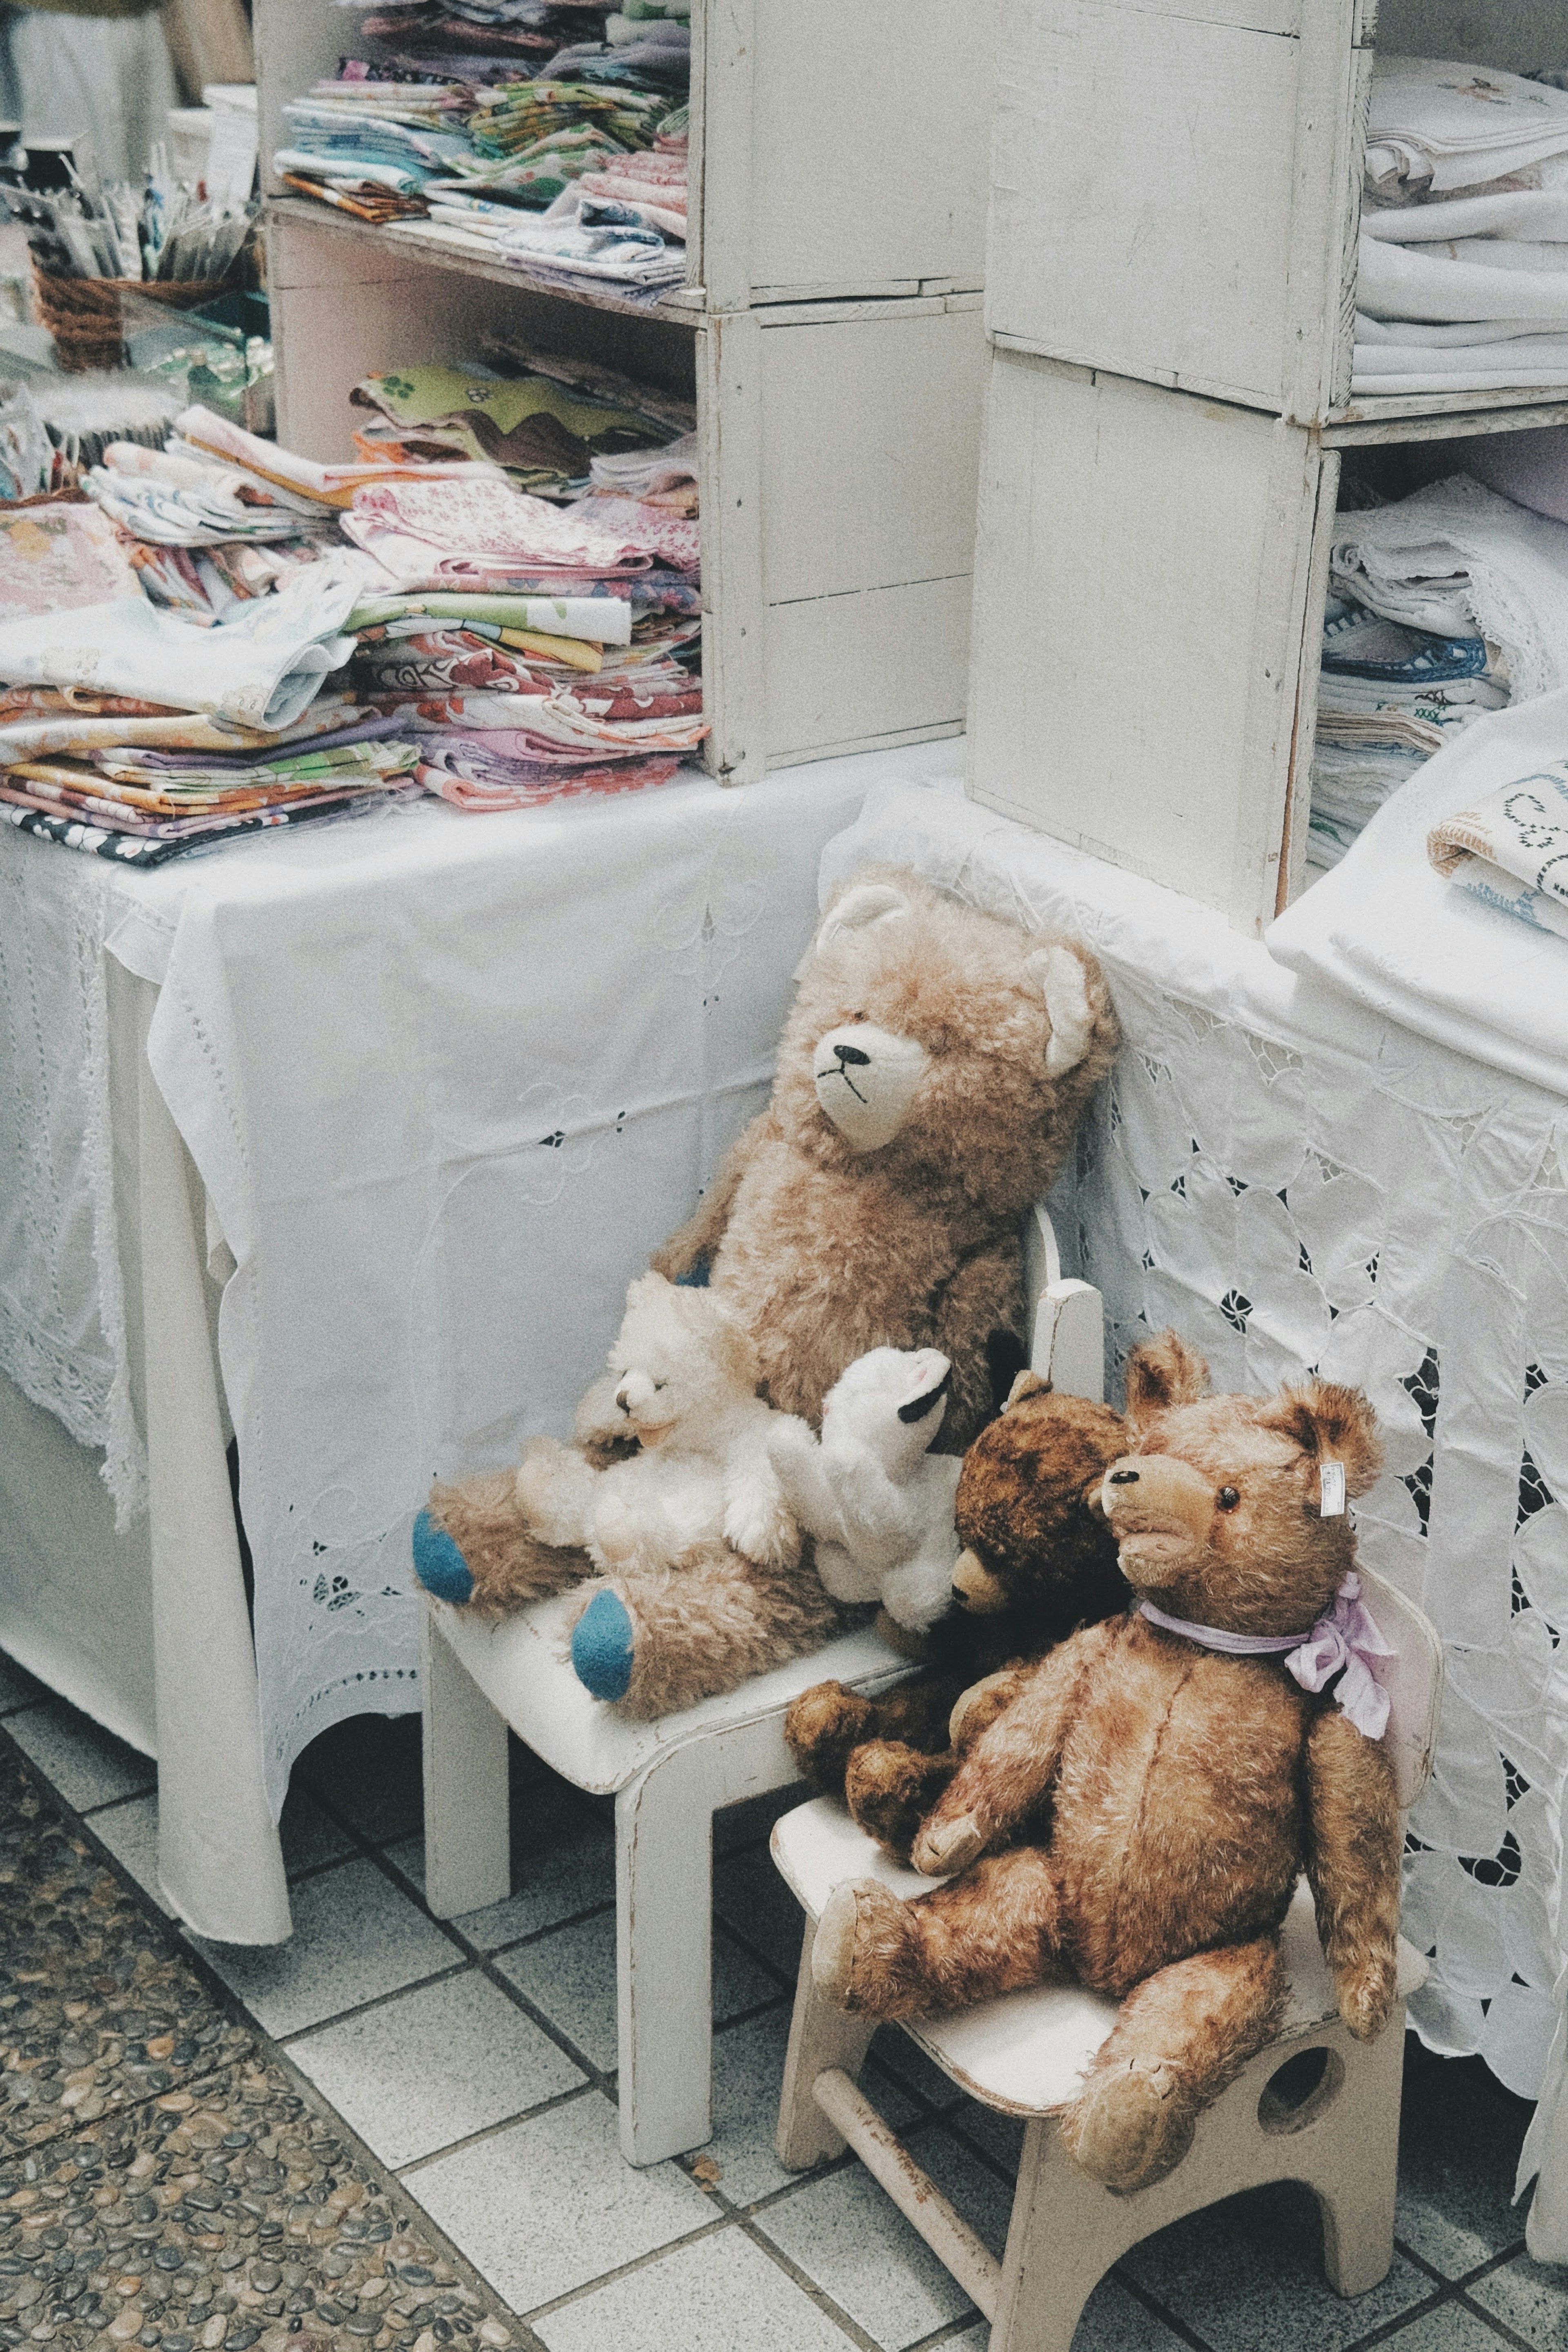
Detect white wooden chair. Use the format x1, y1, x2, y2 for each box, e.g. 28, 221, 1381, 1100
769, 1568, 1443, 2352
421, 1202, 1096, 2167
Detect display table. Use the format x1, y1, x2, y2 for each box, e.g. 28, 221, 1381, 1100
0, 747, 952, 1942
821, 785, 1568, 2238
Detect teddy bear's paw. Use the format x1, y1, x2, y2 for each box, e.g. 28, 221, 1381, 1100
845, 1742, 954, 1864
1337, 1953, 1396, 2042
811, 1880, 921, 2016
784, 1683, 873, 1787
949, 1670, 1028, 1753
1064, 2058, 1195, 2192
912, 1810, 989, 1878
722, 1486, 800, 1571
572, 1588, 637, 1702
515, 1437, 595, 1549
411, 1510, 475, 1607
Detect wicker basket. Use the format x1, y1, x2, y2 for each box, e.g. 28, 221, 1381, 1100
31, 270, 229, 372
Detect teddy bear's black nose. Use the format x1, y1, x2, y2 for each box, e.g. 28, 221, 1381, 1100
834, 1043, 871, 1067
1108, 1469, 1140, 1485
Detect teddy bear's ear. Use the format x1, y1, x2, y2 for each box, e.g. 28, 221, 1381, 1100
1022, 941, 1097, 1077
815, 881, 913, 953
1123, 1330, 1211, 1431
1259, 1381, 1384, 1499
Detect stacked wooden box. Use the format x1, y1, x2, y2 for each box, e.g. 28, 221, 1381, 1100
255, 0, 997, 777
967, 0, 1568, 932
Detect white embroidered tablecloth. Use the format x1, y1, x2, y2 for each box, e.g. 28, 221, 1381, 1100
0, 748, 942, 1912
822, 786, 1568, 2135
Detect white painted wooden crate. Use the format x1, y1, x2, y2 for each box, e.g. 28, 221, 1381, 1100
987, 0, 1568, 428
258, 0, 997, 313
969, 0, 1568, 932
269, 212, 984, 778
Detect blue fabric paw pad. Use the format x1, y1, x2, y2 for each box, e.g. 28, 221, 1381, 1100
572, 1588, 635, 1701
411, 1509, 475, 1606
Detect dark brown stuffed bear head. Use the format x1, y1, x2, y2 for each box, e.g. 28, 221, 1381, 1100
775, 870, 1120, 1214
951, 1372, 1130, 1637
1102, 1331, 1383, 1639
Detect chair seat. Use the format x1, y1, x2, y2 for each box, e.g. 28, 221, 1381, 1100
771, 1796, 1428, 2118
432, 1595, 913, 1796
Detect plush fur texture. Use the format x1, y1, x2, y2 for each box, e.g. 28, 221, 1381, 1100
767, 1347, 963, 1633
418, 871, 1118, 1716
811, 1336, 1403, 2191
784, 1376, 1131, 1856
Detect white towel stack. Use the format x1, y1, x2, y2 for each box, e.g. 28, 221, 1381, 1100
1354, 58, 1568, 395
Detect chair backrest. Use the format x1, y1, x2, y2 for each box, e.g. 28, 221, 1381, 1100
1356, 1564, 1444, 1811
1024, 1202, 1105, 1402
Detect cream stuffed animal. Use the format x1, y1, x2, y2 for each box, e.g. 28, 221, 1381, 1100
515, 1270, 804, 1577
766, 1347, 962, 1637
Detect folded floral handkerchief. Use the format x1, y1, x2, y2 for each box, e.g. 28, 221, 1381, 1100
1428, 761, 1568, 941
343, 476, 701, 583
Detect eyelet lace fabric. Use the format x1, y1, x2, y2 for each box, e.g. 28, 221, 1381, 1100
823, 784, 1568, 2108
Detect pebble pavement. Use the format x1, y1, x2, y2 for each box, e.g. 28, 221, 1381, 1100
0, 1743, 519, 2352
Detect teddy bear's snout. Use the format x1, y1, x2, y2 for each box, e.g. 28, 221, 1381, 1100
1101, 1455, 1216, 1590
952, 1547, 1010, 1614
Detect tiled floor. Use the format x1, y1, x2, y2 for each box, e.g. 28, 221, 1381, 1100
1, 1659, 1558, 2352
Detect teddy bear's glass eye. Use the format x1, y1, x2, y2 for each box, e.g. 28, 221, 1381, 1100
1217, 1486, 1240, 1511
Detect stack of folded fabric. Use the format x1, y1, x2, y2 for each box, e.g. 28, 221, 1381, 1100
1307, 470, 1568, 872
340, 470, 705, 802
0, 554, 422, 863
277, 78, 477, 212
347, 357, 681, 495
1355, 58, 1568, 395
355, 0, 610, 70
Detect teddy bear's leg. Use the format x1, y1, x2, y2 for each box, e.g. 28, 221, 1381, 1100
784, 1675, 960, 1795
569, 1541, 842, 1715
812, 1846, 1067, 2020
844, 1740, 957, 1862
412, 1473, 590, 1617
1060, 1934, 1288, 2192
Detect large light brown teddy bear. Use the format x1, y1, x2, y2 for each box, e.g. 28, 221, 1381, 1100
811, 1333, 1402, 2194
412, 871, 1119, 1717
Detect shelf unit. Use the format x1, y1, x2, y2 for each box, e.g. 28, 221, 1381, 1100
966, 0, 1568, 931
253, 0, 996, 778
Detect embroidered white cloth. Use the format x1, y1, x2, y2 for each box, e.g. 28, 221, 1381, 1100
1428, 763, 1568, 942
1365, 58, 1568, 202
821, 780, 1568, 2122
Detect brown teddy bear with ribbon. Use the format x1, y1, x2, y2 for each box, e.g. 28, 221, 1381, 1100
810, 1332, 1402, 2193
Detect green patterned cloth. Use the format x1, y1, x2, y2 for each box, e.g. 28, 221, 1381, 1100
350, 362, 672, 495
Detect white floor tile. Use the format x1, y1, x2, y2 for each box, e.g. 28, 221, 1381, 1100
281, 1787, 355, 1876
494, 1910, 781, 2074
7, 1699, 156, 1811
89, 1793, 167, 1912
290, 1970, 586, 2167
405, 2089, 712, 2313
943, 2276, 1193, 2352
536, 2224, 853, 2352
388, 1819, 615, 1951
755, 2124, 1011, 2351
194, 1856, 461, 2037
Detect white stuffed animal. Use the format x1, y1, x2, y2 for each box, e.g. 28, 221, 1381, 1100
766, 1347, 962, 1633
516, 1270, 804, 1574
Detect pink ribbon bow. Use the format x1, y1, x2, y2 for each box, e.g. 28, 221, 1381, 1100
1138, 1571, 1394, 1740
1282, 1574, 1394, 1740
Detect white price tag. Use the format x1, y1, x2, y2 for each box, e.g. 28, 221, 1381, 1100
1319, 1461, 1345, 1518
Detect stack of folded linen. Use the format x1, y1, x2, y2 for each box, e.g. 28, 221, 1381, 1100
1355, 58, 1568, 395
0, 554, 422, 863
1306, 471, 1568, 872
347, 358, 679, 496
341, 471, 705, 802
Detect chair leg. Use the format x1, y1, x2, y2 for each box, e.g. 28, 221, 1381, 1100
989, 2118, 1126, 2352
615, 1746, 716, 2165
776, 1920, 879, 2169
1302, 2005, 1407, 2296
421, 1603, 511, 1920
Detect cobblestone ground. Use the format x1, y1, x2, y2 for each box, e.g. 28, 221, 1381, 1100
0, 1742, 517, 2352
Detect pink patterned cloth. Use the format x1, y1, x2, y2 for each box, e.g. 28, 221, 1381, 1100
1138, 1571, 1394, 1740
343, 478, 701, 584
416, 737, 684, 810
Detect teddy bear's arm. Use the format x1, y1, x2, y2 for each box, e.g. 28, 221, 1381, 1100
766, 1419, 851, 1548
911, 1628, 1102, 1875
649, 1116, 766, 1282
1303, 1707, 1403, 2042
931, 1240, 1027, 1446
722, 1438, 804, 1570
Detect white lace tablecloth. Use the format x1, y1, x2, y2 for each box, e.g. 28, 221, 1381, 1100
822, 787, 1568, 2147
0, 748, 945, 1897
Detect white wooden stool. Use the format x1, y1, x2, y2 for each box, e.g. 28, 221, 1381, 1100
421, 1203, 1102, 2167
770, 1566, 1443, 2352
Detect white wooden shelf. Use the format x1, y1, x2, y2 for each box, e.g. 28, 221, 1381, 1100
967, 0, 1568, 934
